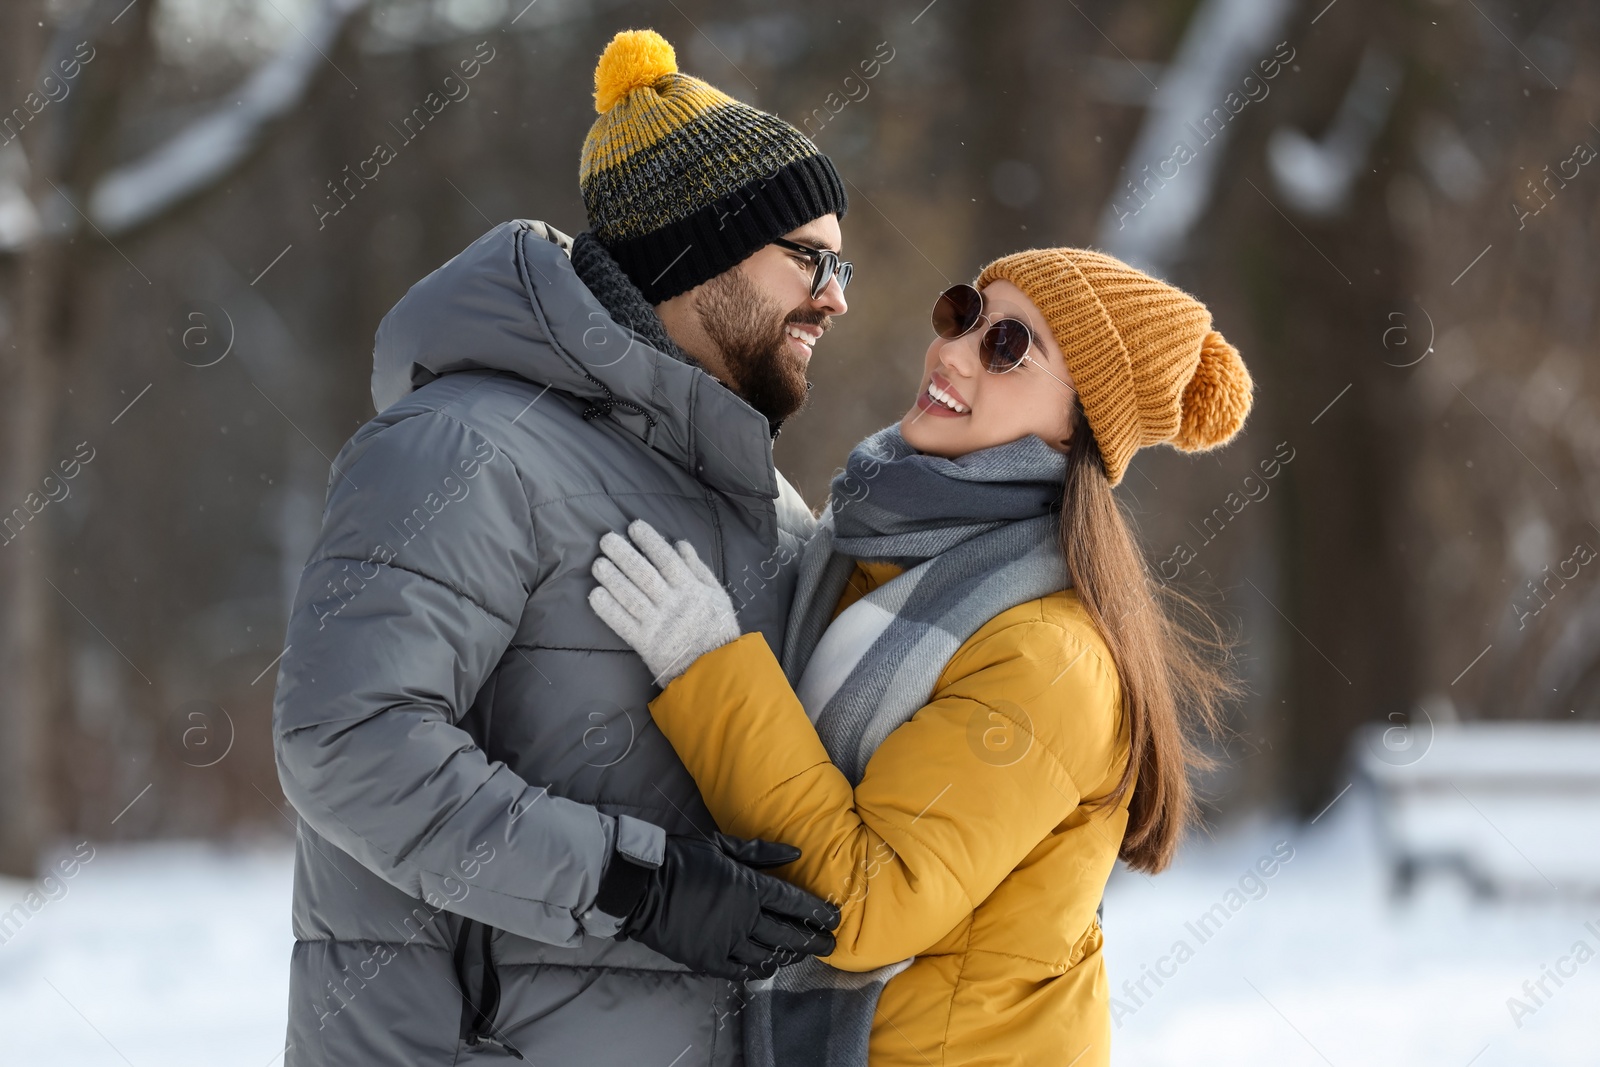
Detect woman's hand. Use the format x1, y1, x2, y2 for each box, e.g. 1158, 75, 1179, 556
589, 519, 742, 685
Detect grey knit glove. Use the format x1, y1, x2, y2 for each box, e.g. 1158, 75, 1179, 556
589, 520, 742, 685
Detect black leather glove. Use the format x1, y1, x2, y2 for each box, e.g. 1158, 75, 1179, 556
594, 831, 840, 980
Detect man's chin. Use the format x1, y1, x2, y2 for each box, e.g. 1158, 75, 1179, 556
778, 350, 811, 393
763, 383, 811, 425
740, 349, 809, 423
755, 387, 810, 426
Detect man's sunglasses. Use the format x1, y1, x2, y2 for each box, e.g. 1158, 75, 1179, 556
930, 283, 1035, 373
772, 237, 853, 300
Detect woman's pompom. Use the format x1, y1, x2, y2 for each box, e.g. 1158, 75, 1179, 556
1174, 330, 1253, 451
593, 29, 678, 114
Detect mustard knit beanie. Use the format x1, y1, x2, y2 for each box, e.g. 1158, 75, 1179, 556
976, 248, 1253, 486
579, 29, 848, 303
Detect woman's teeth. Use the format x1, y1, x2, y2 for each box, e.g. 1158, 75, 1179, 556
926, 381, 968, 413
785, 325, 817, 349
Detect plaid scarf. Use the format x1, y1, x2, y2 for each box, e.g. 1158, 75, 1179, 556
744, 425, 1069, 1067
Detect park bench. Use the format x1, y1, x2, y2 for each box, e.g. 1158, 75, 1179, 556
1355, 721, 1600, 898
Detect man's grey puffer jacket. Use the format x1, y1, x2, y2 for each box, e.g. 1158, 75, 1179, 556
272, 220, 815, 1065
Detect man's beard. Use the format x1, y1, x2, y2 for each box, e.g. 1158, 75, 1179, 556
695, 268, 825, 427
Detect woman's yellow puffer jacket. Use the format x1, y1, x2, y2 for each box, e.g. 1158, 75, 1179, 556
648, 560, 1132, 1066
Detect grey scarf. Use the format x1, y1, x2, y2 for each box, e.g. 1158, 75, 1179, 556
744, 425, 1070, 1067
571, 230, 701, 369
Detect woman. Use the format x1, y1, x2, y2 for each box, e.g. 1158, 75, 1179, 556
588, 248, 1253, 1066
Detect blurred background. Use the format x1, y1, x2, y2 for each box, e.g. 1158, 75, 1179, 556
2, 0, 1598, 1062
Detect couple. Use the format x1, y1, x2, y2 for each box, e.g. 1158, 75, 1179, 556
271, 28, 1251, 1067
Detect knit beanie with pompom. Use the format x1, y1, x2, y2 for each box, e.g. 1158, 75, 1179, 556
975, 248, 1253, 486
579, 29, 847, 303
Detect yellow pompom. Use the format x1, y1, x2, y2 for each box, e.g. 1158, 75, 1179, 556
1174, 330, 1253, 451
594, 29, 678, 114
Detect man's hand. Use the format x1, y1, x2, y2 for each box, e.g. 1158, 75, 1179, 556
589, 519, 742, 685
595, 831, 840, 980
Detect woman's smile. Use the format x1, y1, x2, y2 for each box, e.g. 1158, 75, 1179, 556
915, 369, 970, 417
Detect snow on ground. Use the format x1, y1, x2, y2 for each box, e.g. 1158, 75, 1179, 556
0, 789, 1595, 1065
1102, 788, 1600, 1066
0, 841, 294, 1067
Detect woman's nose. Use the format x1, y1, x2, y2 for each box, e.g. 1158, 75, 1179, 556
935, 332, 982, 378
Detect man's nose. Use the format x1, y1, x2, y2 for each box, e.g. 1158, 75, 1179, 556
814, 274, 848, 316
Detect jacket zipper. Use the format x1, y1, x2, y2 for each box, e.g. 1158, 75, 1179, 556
701, 488, 727, 580
453, 918, 525, 1059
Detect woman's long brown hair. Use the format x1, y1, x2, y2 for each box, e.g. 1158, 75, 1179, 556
1059, 402, 1239, 873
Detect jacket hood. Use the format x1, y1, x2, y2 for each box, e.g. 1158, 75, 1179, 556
371, 219, 778, 503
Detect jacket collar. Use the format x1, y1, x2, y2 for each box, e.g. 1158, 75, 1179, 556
371, 220, 778, 507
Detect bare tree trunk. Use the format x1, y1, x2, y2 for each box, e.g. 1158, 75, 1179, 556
0, 5, 61, 877
0, 0, 155, 871
1222, 0, 1422, 814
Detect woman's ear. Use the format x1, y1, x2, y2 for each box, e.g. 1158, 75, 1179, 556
1056, 401, 1079, 451
1042, 428, 1072, 453
1058, 396, 1086, 453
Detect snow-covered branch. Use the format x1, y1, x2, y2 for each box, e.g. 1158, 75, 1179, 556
1095, 0, 1295, 271
86, 0, 367, 235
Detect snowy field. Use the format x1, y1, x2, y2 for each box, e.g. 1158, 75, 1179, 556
1, 789, 1596, 1066
1102, 788, 1600, 1066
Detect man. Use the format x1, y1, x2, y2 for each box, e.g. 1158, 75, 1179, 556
272, 29, 851, 1065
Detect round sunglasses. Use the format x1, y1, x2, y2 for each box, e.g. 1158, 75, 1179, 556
930, 283, 1035, 373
